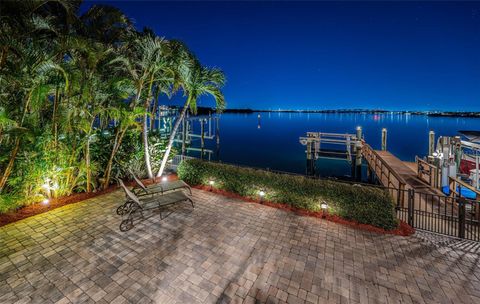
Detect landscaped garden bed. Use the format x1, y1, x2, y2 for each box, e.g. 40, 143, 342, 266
0, 176, 174, 227
178, 159, 411, 234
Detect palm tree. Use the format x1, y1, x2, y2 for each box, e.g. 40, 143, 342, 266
0, 40, 69, 192
101, 106, 144, 189
0, 0, 227, 208
112, 34, 172, 179
156, 58, 226, 178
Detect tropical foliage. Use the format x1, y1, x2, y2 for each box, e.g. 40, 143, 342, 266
0, 1, 225, 213
178, 159, 398, 230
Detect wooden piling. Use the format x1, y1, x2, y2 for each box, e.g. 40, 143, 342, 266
381, 128, 387, 151
429, 131, 435, 156
201, 119, 205, 159
208, 117, 212, 136
367, 166, 373, 183
306, 138, 315, 176
355, 126, 363, 180
216, 117, 220, 145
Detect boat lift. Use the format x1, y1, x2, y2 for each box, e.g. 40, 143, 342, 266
173, 114, 220, 160
299, 128, 363, 178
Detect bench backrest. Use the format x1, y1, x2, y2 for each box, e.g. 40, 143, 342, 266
118, 179, 141, 205
128, 169, 148, 191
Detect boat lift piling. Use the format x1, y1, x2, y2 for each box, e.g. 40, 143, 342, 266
200, 118, 205, 158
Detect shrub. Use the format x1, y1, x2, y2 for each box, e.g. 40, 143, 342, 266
178, 159, 398, 230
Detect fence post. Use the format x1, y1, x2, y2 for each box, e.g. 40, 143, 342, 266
458, 199, 466, 239
407, 189, 414, 227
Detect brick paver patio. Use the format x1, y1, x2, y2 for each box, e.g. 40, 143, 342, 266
1, 189, 480, 304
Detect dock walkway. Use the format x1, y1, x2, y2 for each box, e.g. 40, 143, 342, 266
374, 151, 431, 191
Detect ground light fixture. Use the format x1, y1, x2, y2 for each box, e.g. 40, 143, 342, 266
208, 180, 215, 191
161, 176, 168, 182
320, 201, 328, 218
42, 198, 49, 205
258, 190, 266, 201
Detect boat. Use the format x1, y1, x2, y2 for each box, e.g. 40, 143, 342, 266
459, 130, 480, 143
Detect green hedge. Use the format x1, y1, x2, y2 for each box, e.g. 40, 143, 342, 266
178, 159, 398, 230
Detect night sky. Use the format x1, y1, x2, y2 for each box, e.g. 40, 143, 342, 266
82, 1, 480, 111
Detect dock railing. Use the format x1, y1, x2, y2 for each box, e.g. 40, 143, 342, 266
362, 143, 407, 207
416, 156, 440, 189
448, 176, 480, 200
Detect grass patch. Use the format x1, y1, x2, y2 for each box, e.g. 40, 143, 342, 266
178, 159, 398, 230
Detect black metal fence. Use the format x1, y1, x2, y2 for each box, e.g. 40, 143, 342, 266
394, 188, 480, 241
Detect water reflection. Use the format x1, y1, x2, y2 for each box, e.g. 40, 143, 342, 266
183, 112, 480, 177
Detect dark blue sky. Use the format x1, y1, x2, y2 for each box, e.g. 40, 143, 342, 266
83, 1, 480, 111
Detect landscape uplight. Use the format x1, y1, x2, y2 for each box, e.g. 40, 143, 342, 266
161, 176, 168, 182
208, 180, 214, 191
42, 199, 49, 205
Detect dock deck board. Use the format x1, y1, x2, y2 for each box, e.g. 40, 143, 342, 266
374, 150, 432, 191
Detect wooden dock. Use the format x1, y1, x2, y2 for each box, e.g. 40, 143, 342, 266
362, 144, 435, 191
301, 129, 480, 241
361, 143, 446, 208
375, 151, 431, 190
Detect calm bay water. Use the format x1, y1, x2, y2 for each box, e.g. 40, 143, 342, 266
184, 113, 480, 178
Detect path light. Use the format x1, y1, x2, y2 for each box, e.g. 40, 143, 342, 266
208, 179, 215, 191
320, 201, 328, 218
42, 198, 49, 206
161, 176, 168, 183
259, 190, 266, 202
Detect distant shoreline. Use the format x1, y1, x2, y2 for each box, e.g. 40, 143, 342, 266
194, 107, 480, 118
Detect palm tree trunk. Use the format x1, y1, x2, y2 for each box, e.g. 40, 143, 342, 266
102, 127, 127, 189
52, 87, 60, 147
143, 112, 153, 179
0, 91, 33, 192
142, 75, 155, 179
0, 46, 8, 70
0, 138, 20, 192
150, 93, 159, 132
156, 99, 190, 177
85, 121, 94, 192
